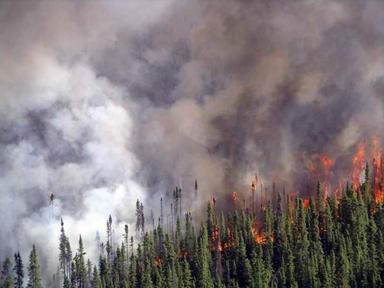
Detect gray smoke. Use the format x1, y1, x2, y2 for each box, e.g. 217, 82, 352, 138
1, 0, 384, 282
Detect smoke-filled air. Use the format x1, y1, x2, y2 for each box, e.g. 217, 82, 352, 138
1, 0, 384, 286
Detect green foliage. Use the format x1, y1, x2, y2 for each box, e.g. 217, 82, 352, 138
3, 180, 384, 288
13, 252, 24, 288
1, 257, 13, 288
27, 245, 42, 288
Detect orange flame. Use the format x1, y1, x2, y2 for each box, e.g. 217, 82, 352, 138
372, 136, 381, 161
333, 181, 345, 199
179, 250, 188, 258
319, 154, 335, 172
373, 157, 384, 204
307, 154, 334, 199
303, 198, 310, 209
352, 143, 366, 190
218, 241, 222, 252
319, 154, 334, 198
154, 256, 162, 267
211, 225, 219, 242
232, 191, 238, 202
252, 222, 267, 244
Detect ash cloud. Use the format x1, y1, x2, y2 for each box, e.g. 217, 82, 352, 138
1, 0, 384, 282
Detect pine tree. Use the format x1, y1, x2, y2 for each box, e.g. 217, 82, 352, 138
180, 258, 194, 288
128, 253, 137, 288
1, 257, 13, 288
293, 199, 310, 287
63, 276, 70, 288
140, 258, 153, 288
74, 236, 87, 288
335, 236, 350, 288
27, 245, 42, 288
90, 266, 101, 288
106, 216, 113, 263
59, 218, 71, 280
196, 225, 213, 288
237, 236, 251, 287
367, 218, 381, 287
251, 249, 270, 288
13, 252, 24, 288
6, 178, 384, 288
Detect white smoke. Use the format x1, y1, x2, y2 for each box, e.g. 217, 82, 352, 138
0, 0, 174, 281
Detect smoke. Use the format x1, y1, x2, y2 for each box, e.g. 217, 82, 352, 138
1, 0, 384, 282
0, 0, 173, 281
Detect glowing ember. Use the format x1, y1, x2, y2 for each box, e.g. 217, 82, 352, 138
254, 232, 266, 244
218, 241, 222, 252
154, 256, 162, 267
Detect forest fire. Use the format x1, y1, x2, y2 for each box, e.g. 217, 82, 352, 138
252, 222, 267, 244
225, 136, 384, 216
232, 191, 238, 203
211, 225, 219, 242
217, 241, 222, 252
371, 136, 384, 203
334, 181, 345, 199
319, 154, 334, 172
373, 157, 384, 204
319, 154, 334, 198
306, 154, 334, 199
179, 250, 188, 258
154, 256, 162, 267
352, 143, 365, 190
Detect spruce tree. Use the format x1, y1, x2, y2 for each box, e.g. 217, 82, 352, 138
91, 266, 101, 288
1, 257, 13, 288
13, 252, 24, 288
74, 236, 87, 288
196, 225, 213, 288
27, 245, 42, 288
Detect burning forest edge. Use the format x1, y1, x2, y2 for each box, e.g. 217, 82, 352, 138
3, 145, 384, 288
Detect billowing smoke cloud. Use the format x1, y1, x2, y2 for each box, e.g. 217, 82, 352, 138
0, 0, 173, 281
1, 0, 384, 282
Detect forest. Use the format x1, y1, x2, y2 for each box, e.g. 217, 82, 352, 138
2, 162, 384, 288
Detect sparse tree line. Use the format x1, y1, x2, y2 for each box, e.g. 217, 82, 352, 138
2, 165, 384, 287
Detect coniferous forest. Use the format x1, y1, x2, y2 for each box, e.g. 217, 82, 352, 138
2, 163, 384, 288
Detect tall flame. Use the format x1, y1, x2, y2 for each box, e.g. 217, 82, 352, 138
371, 136, 384, 203
319, 154, 335, 198
352, 143, 365, 190
303, 198, 310, 209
